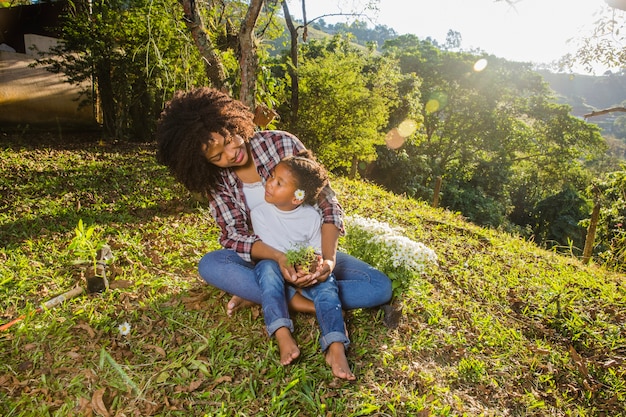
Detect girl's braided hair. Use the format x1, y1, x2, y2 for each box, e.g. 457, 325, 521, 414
280, 150, 329, 206
155, 87, 255, 197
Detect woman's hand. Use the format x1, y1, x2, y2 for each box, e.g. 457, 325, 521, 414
311, 258, 334, 282
290, 264, 319, 287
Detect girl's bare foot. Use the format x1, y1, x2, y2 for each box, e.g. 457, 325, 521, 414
226, 295, 255, 317
275, 327, 300, 365
325, 342, 356, 381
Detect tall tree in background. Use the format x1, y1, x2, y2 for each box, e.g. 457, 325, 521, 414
376, 35, 606, 234
294, 35, 393, 177
37, 0, 207, 139
179, 0, 226, 89
177, 0, 266, 106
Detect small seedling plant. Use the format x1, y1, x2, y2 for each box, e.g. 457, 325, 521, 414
285, 244, 319, 273
68, 219, 109, 276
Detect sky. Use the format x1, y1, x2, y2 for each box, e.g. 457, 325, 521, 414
287, 0, 615, 74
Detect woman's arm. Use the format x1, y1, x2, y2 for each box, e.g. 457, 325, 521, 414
315, 223, 340, 281
209, 183, 259, 262
317, 183, 345, 235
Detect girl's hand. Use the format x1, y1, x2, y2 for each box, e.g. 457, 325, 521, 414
277, 253, 298, 283
290, 255, 322, 287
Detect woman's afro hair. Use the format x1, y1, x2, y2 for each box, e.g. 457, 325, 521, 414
154, 87, 255, 197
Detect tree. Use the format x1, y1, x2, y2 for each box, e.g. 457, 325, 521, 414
294, 35, 392, 177
178, 0, 227, 89
375, 35, 606, 236
279, 0, 382, 123
37, 0, 207, 139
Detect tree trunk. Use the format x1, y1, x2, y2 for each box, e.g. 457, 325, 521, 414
432, 176, 442, 208
349, 155, 358, 179
238, 0, 264, 107
179, 0, 226, 89
282, 0, 299, 124
582, 201, 601, 264
95, 59, 116, 137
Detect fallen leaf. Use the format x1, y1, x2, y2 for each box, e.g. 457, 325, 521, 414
67, 350, 82, 360
145, 344, 167, 357
75, 396, 92, 416
91, 388, 109, 417
187, 379, 204, 392
109, 280, 133, 289
208, 375, 232, 390
75, 323, 96, 339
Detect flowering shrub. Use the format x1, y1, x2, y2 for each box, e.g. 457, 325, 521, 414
342, 215, 438, 297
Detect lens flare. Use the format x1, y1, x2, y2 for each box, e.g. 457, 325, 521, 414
473, 58, 488, 72
425, 99, 440, 113
385, 128, 405, 149
397, 119, 417, 137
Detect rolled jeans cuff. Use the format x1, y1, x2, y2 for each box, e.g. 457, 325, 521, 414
266, 318, 294, 337
319, 331, 350, 352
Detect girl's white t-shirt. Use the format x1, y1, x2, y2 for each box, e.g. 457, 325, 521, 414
243, 181, 322, 253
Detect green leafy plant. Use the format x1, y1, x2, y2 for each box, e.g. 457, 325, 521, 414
285, 244, 318, 271
67, 219, 105, 273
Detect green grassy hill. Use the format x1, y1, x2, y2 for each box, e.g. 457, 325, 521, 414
1, 135, 625, 416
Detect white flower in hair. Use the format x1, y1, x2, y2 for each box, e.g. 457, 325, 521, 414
294, 189, 305, 200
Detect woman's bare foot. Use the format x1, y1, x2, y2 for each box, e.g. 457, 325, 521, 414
226, 295, 255, 317
288, 292, 315, 314
275, 327, 300, 365
325, 342, 356, 381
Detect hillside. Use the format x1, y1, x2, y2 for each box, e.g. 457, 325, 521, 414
1, 135, 625, 416
539, 69, 626, 135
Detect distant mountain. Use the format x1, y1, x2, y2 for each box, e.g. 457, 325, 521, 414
538, 70, 626, 136
539, 70, 626, 115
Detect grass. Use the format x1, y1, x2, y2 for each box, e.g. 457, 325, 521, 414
1, 132, 625, 416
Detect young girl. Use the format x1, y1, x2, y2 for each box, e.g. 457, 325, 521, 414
249, 150, 354, 380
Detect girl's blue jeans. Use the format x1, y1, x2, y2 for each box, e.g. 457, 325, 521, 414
254, 259, 348, 351
198, 250, 392, 310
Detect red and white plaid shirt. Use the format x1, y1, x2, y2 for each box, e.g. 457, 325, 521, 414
208, 130, 344, 262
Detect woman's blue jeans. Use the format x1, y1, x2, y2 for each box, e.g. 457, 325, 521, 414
254, 259, 348, 351
198, 250, 392, 310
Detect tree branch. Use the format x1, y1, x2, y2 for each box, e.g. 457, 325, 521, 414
584, 106, 626, 118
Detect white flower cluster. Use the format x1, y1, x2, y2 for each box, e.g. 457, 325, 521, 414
345, 215, 438, 273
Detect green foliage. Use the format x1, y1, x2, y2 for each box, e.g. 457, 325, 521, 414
442, 181, 507, 228
558, 7, 626, 73
67, 219, 105, 271
310, 19, 399, 50
532, 186, 591, 253
35, 0, 207, 139
370, 144, 433, 200
371, 34, 607, 246
294, 35, 392, 174
593, 167, 626, 272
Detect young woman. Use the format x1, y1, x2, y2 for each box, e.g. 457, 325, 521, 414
155, 87, 392, 318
